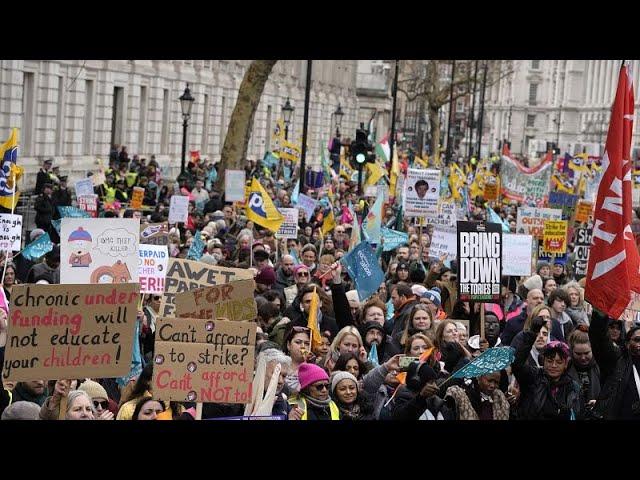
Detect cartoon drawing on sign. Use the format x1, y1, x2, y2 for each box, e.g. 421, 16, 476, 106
68, 227, 93, 268
90, 260, 132, 284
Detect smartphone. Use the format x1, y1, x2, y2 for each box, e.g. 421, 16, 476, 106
399, 356, 419, 371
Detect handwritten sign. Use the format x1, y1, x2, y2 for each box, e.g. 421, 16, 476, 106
159, 259, 254, 317
175, 279, 257, 322
502, 234, 533, 276
0, 214, 22, 252
131, 187, 145, 210
275, 208, 299, 240
575, 201, 593, 223
2, 283, 139, 381
138, 245, 169, 294
152, 317, 256, 403
516, 207, 562, 239
169, 195, 189, 224
429, 228, 457, 262
297, 194, 318, 222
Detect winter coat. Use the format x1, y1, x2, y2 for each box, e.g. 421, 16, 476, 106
390, 385, 454, 420
499, 308, 528, 346
589, 309, 640, 420
274, 267, 295, 290
389, 298, 420, 338
34, 194, 55, 230
566, 306, 589, 326
11, 383, 48, 407
445, 384, 510, 420
513, 331, 583, 420
284, 293, 339, 338
567, 360, 601, 405
550, 312, 575, 343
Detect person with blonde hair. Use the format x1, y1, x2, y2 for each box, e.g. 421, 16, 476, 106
562, 281, 589, 326
330, 326, 365, 360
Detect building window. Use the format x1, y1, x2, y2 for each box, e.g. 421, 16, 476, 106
161, 89, 169, 154
22, 72, 35, 156
531, 60, 540, 69
528, 83, 538, 106
526, 114, 536, 127
83, 79, 95, 155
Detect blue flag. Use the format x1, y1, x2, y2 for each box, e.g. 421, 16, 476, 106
452, 347, 515, 379
186, 230, 206, 261
340, 241, 385, 302
21, 232, 54, 261
290, 248, 301, 266
263, 151, 279, 170
291, 179, 300, 205
487, 208, 510, 233
381, 227, 409, 252
368, 342, 380, 368
58, 206, 91, 218
52, 219, 61, 235
362, 194, 384, 245
117, 319, 143, 387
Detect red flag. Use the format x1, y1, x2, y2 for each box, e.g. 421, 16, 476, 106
585, 63, 640, 319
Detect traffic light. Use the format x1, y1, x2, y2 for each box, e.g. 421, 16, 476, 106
350, 126, 375, 169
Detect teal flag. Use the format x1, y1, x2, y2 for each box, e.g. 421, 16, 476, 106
362, 194, 383, 245
381, 227, 409, 252
21, 232, 54, 261
186, 230, 206, 261
341, 241, 385, 302
263, 151, 279, 170
291, 179, 300, 205
116, 319, 143, 387
368, 342, 380, 368
487, 208, 510, 233
52, 219, 61, 235
58, 206, 91, 218
452, 347, 515, 379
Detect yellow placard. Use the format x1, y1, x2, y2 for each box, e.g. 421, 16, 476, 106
542, 220, 568, 254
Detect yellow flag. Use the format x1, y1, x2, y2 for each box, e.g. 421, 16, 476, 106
340, 155, 354, 180
365, 162, 386, 186
321, 209, 336, 236
0, 128, 20, 210
389, 150, 400, 198
414, 155, 428, 168
307, 286, 322, 352
245, 178, 284, 232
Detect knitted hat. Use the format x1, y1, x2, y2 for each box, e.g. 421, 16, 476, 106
422, 287, 442, 307
212, 210, 225, 220
1, 401, 41, 420
30, 228, 45, 242
298, 362, 329, 391
68, 227, 92, 242
523, 274, 543, 292
255, 266, 276, 286
79, 380, 109, 400
330, 371, 358, 394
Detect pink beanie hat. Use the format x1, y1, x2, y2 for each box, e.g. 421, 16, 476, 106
298, 363, 329, 391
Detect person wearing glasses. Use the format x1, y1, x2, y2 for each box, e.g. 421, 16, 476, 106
288, 362, 340, 420
512, 316, 584, 420
283, 264, 311, 308
79, 380, 115, 420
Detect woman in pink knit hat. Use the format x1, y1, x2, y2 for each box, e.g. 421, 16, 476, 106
287, 363, 340, 421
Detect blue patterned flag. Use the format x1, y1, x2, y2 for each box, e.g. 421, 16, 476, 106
368, 342, 380, 368
117, 319, 143, 387
186, 230, 206, 261
21, 232, 54, 261
52, 219, 61, 235
381, 227, 409, 252
487, 208, 510, 233
58, 206, 91, 218
452, 347, 515, 379
340, 241, 385, 302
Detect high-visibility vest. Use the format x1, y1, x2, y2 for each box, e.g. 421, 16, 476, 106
289, 396, 340, 420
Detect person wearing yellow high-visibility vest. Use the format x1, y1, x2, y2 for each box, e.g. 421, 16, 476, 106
288, 363, 340, 420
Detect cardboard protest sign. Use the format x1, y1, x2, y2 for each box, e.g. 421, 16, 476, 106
575, 201, 593, 223
537, 240, 567, 264
159, 259, 254, 317
403, 168, 441, 216
425, 213, 455, 229
429, 228, 457, 262
77, 194, 98, 218
439, 201, 456, 216
297, 194, 318, 222
140, 222, 169, 246
225, 170, 246, 202
138, 245, 168, 294
457, 221, 502, 302
152, 318, 256, 403
516, 207, 562, 239
275, 208, 299, 239
542, 220, 568, 255
573, 228, 592, 281
548, 191, 578, 220
0, 214, 22, 252
169, 195, 189, 224
60, 218, 140, 285
175, 279, 257, 322
502, 234, 533, 276
483, 176, 499, 201
2, 283, 139, 381
75, 178, 95, 198
131, 187, 145, 210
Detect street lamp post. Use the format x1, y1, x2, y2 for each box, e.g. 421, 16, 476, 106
179, 84, 195, 175
334, 103, 344, 137
282, 97, 294, 141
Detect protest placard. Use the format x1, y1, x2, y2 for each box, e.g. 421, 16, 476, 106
575, 201, 593, 223
2, 283, 139, 381
439, 201, 456, 217
140, 222, 169, 246
516, 207, 562, 239
138, 245, 168, 294
0, 214, 22, 252
483, 177, 499, 201
131, 187, 145, 210
77, 194, 98, 218
159, 259, 254, 317
279, 140, 301, 162
175, 278, 257, 322
457, 221, 501, 302
425, 213, 455, 228
74, 178, 95, 198
275, 208, 299, 239
537, 239, 567, 264
548, 191, 578, 220
573, 228, 592, 281
500, 154, 553, 207
542, 220, 568, 255
297, 194, 318, 222
429, 228, 457, 262
60, 218, 140, 284
152, 317, 256, 403
364, 185, 377, 197
169, 195, 189, 224
225, 170, 246, 202
403, 168, 441, 216
502, 234, 533, 276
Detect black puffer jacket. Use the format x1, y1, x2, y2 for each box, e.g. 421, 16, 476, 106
513, 330, 583, 420
390, 385, 454, 420
589, 309, 640, 420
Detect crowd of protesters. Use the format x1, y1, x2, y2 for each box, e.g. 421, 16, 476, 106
1, 141, 640, 422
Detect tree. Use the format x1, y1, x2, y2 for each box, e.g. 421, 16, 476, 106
215, 60, 278, 192
397, 60, 513, 160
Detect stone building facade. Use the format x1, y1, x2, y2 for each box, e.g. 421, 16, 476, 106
0, 60, 359, 189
